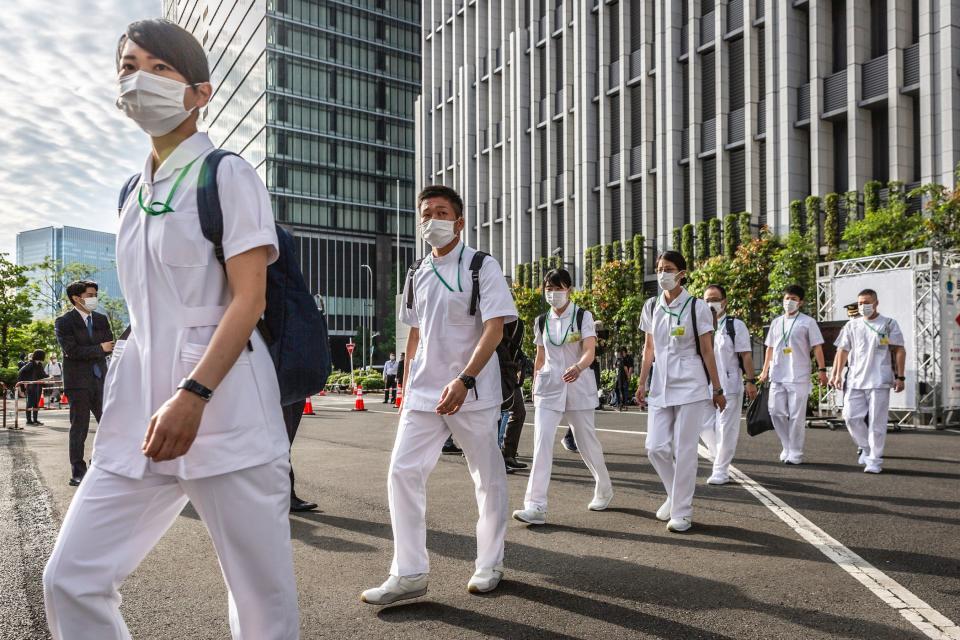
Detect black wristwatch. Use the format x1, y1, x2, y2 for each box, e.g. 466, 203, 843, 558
177, 378, 213, 402
457, 373, 477, 390
818, 368, 827, 373
895, 375, 906, 381
713, 387, 724, 396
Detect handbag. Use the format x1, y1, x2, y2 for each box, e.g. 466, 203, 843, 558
746, 383, 775, 436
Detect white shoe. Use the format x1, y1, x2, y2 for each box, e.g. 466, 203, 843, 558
707, 473, 730, 485
864, 464, 882, 474
779, 449, 788, 462
360, 574, 428, 605
655, 498, 672, 521
667, 517, 692, 533
785, 456, 803, 465
512, 508, 546, 525
857, 448, 870, 465
588, 492, 613, 511
467, 566, 504, 594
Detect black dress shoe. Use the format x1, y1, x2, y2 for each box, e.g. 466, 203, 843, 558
441, 442, 463, 455
504, 457, 528, 470
561, 434, 578, 452
68, 476, 82, 486
34, 421, 44, 426
290, 496, 318, 512
505, 463, 515, 474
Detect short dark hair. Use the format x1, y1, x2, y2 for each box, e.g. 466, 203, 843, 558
543, 268, 573, 289
116, 19, 210, 85
656, 250, 687, 272
858, 288, 878, 300
416, 185, 464, 218
66, 280, 98, 304
783, 284, 805, 300
32, 349, 46, 362
705, 283, 727, 298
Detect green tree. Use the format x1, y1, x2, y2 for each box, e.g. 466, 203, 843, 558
708, 217, 722, 258
681, 224, 695, 267
512, 285, 548, 356
767, 230, 817, 319
789, 199, 804, 235
728, 232, 782, 336
0, 254, 33, 368
592, 245, 603, 271
823, 192, 840, 260
672, 227, 683, 250
739, 211, 752, 240
592, 260, 642, 352
694, 221, 709, 266
623, 238, 634, 262
917, 175, 960, 251
804, 195, 821, 251
840, 196, 927, 258
602, 243, 614, 264
531, 260, 542, 287
845, 190, 860, 222
864, 180, 882, 215
8, 320, 58, 361
632, 234, 645, 269
612, 240, 623, 261
723, 214, 739, 260
29, 259, 99, 318
584, 249, 594, 288
687, 255, 733, 299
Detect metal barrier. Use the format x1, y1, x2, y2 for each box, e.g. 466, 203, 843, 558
9, 380, 68, 430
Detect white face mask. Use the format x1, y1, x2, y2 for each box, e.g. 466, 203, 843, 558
116, 71, 198, 137
859, 303, 875, 318
82, 297, 99, 312
420, 218, 458, 248
783, 299, 800, 314
707, 301, 724, 316
544, 290, 569, 309
657, 271, 681, 291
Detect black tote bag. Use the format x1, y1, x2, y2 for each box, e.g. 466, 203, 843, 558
746, 383, 775, 436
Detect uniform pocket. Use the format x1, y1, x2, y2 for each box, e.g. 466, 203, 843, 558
533, 366, 564, 400
446, 292, 477, 326
160, 214, 210, 267
180, 342, 258, 434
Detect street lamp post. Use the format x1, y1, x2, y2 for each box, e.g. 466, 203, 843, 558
360, 264, 374, 370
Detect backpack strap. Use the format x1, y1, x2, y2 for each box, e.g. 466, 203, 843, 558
536, 313, 546, 335
468, 250, 489, 316
118, 173, 141, 216
690, 298, 712, 386
405, 258, 425, 309
575, 307, 586, 333
196, 149, 240, 267
725, 316, 746, 373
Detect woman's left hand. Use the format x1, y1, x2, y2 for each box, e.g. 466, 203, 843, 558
562, 365, 581, 383
142, 390, 206, 461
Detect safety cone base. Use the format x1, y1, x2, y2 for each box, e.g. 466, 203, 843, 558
303, 397, 315, 415
353, 385, 367, 412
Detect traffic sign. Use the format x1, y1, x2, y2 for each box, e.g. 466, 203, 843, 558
346, 342, 355, 355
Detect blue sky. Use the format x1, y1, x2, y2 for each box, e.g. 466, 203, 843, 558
0, 0, 160, 260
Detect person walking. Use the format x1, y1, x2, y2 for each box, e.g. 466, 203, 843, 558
512, 269, 613, 526
45, 354, 63, 407
614, 347, 634, 411
383, 353, 399, 403
497, 316, 528, 472
831, 289, 906, 474
636, 251, 726, 533
361, 184, 517, 604
758, 285, 828, 465
43, 19, 298, 640
18, 350, 50, 426
55, 280, 114, 486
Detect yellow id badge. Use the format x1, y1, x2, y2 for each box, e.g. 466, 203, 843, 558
568, 331, 582, 344
879, 336, 889, 346
671, 326, 685, 337
782, 347, 793, 355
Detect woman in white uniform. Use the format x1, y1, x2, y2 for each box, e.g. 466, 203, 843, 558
42, 20, 298, 639
636, 252, 726, 533
512, 269, 613, 526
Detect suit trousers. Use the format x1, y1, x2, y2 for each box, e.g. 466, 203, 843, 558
67, 378, 104, 475
43, 457, 299, 640
282, 400, 306, 496
499, 390, 527, 459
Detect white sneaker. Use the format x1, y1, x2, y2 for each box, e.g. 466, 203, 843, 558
785, 456, 803, 465
779, 449, 789, 462
667, 517, 692, 533
707, 473, 730, 485
864, 464, 882, 474
360, 573, 428, 605
588, 492, 613, 511
512, 508, 546, 525
655, 498, 672, 521
467, 566, 504, 594
857, 448, 870, 465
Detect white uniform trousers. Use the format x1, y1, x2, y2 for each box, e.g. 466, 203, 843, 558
843, 388, 891, 467
388, 408, 507, 576
768, 383, 810, 460
43, 457, 299, 640
700, 392, 743, 477
523, 407, 612, 512
646, 400, 712, 520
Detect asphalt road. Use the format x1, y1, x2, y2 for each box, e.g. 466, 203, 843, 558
2, 394, 958, 639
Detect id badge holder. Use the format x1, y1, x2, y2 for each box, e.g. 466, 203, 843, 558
568, 331, 582, 344
782, 347, 793, 355
879, 336, 890, 346
670, 326, 685, 337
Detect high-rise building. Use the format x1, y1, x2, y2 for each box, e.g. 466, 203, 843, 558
16, 226, 122, 319
416, 0, 960, 284
162, 0, 421, 368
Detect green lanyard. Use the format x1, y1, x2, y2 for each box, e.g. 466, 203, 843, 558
659, 294, 693, 325
428, 243, 465, 292
862, 317, 887, 337
780, 314, 800, 348
137, 157, 199, 216
546, 304, 577, 346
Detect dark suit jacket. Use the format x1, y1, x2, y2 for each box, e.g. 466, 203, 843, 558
54, 309, 113, 391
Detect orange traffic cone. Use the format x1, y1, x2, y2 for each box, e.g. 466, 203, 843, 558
303, 396, 314, 415
394, 384, 403, 409
38, 394, 45, 409
353, 385, 367, 412
60, 392, 69, 406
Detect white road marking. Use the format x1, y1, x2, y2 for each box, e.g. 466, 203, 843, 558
521, 421, 647, 436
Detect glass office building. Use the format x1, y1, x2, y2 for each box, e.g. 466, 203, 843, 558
163, 0, 421, 368
16, 226, 122, 319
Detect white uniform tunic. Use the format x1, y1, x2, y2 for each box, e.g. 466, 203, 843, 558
92, 132, 290, 480
532, 304, 598, 411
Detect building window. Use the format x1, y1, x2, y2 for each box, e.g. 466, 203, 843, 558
870, 0, 887, 58
871, 110, 889, 182
376, 20, 386, 41
832, 0, 846, 72
833, 121, 848, 192
702, 157, 716, 218
376, 119, 387, 141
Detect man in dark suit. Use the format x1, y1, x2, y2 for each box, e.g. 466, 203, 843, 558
55, 280, 114, 486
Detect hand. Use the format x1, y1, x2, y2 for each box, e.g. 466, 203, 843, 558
745, 381, 758, 401
757, 370, 769, 384
436, 378, 468, 415
635, 383, 647, 407
562, 365, 581, 383
713, 393, 727, 411
101, 341, 115, 353
142, 390, 205, 461
828, 376, 840, 390
894, 378, 905, 393
817, 371, 829, 387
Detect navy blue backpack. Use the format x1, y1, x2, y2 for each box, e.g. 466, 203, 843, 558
119, 149, 332, 406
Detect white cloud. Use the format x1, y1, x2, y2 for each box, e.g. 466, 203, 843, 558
0, 0, 161, 259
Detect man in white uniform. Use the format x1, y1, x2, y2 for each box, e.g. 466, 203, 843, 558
701, 284, 757, 485
831, 289, 906, 473
759, 285, 828, 465
43, 20, 298, 639
361, 185, 518, 605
